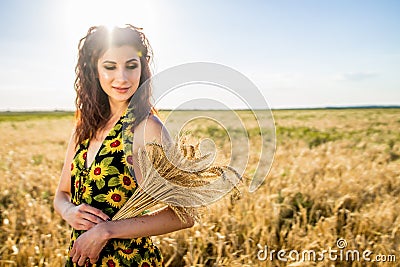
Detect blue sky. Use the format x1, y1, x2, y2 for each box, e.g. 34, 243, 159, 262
0, 0, 399, 110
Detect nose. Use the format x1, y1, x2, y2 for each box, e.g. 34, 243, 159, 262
114, 68, 129, 83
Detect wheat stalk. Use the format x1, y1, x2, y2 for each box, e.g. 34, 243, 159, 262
112, 139, 242, 222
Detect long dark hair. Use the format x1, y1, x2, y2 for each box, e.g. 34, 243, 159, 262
74, 24, 156, 146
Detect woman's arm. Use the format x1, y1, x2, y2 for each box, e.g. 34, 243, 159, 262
70, 206, 194, 265
101, 205, 194, 238
70, 114, 194, 265
53, 131, 110, 230
104, 115, 194, 234
103, 113, 195, 237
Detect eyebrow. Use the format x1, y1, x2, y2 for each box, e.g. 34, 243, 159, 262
102, 58, 139, 64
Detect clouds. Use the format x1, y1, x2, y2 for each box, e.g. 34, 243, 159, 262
335, 71, 379, 82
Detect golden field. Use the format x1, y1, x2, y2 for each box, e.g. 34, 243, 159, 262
0, 109, 399, 267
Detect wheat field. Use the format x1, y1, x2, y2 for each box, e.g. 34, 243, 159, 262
0, 109, 399, 266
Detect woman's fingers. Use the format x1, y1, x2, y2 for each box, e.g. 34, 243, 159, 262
67, 204, 110, 230
80, 204, 110, 221
76, 221, 96, 231
69, 245, 75, 258
71, 251, 82, 265
89, 256, 99, 264
70, 228, 106, 266
71, 239, 89, 266
78, 256, 88, 266
79, 210, 105, 225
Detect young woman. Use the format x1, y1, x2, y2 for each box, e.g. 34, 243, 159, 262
54, 25, 194, 267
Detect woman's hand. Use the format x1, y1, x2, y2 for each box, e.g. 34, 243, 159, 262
63, 203, 110, 230
70, 222, 110, 265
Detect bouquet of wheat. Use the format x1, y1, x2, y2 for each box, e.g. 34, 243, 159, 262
112, 138, 242, 222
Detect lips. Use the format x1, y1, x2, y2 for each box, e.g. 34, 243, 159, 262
112, 86, 130, 93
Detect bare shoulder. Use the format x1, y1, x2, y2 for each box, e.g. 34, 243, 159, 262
132, 114, 171, 152
135, 114, 164, 136
144, 113, 164, 129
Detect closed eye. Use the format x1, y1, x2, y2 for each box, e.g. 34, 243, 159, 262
104, 65, 116, 70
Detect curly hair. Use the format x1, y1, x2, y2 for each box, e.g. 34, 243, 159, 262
74, 24, 156, 146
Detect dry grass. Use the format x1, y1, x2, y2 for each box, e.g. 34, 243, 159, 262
0, 109, 399, 266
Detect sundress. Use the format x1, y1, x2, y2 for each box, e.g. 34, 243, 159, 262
66, 111, 164, 267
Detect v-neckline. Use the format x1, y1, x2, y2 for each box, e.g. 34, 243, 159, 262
84, 112, 126, 170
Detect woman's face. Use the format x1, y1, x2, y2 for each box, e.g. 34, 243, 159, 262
97, 45, 142, 105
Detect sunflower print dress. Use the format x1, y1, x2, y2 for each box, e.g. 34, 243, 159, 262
66, 112, 164, 267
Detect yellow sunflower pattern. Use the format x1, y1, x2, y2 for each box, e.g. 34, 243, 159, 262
101, 255, 120, 267
70, 161, 79, 177
101, 135, 124, 155
66, 110, 164, 267
123, 124, 135, 139
118, 169, 136, 191
81, 181, 93, 204
104, 188, 127, 208
113, 241, 139, 261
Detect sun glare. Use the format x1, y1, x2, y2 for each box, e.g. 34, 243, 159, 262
64, 0, 158, 42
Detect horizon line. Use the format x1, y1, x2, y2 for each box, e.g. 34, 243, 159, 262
1, 104, 400, 113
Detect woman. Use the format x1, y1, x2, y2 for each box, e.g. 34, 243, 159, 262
54, 25, 194, 267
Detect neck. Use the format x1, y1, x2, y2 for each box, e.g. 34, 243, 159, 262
109, 99, 128, 119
